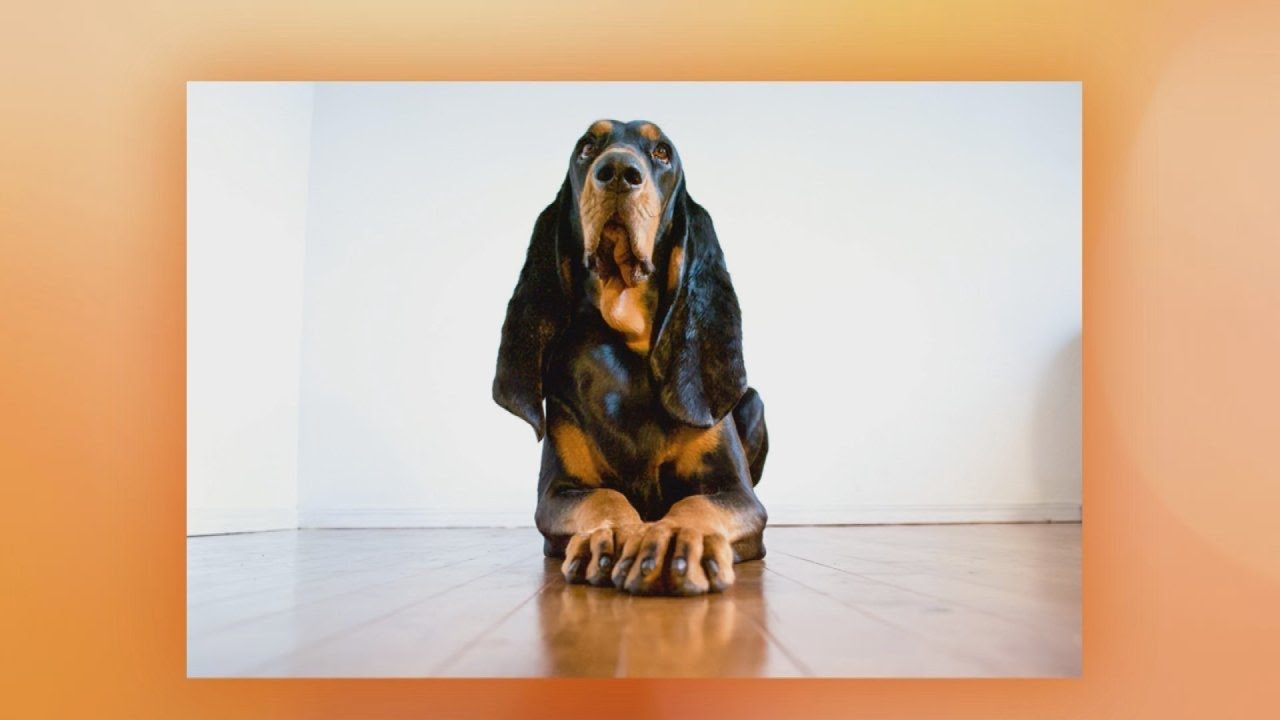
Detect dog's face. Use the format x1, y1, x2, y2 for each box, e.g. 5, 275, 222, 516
568, 119, 683, 289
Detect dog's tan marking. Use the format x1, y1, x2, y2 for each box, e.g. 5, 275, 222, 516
564, 488, 642, 533
661, 495, 732, 537
638, 123, 662, 141
593, 275, 652, 353
551, 422, 610, 487
662, 420, 723, 477
589, 119, 613, 136
666, 246, 684, 293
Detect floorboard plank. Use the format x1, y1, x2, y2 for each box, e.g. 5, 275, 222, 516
441, 560, 807, 677
186, 524, 1081, 677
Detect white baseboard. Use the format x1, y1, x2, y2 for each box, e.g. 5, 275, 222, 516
187, 507, 298, 536
766, 502, 1081, 526
295, 502, 1080, 529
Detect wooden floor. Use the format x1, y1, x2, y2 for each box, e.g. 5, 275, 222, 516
187, 524, 1080, 677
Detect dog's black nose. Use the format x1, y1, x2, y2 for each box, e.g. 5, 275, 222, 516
593, 151, 645, 192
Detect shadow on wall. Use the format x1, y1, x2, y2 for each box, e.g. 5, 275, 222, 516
1033, 332, 1082, 516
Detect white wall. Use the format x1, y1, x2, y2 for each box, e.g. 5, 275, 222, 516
187, 83, 314, 534
291, 83, 1081, 527
187, 83, 1079, 533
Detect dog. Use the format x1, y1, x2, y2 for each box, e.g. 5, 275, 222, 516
493, 119, 767, 596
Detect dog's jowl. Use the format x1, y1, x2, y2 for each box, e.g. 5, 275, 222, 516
494, 120, 768, 596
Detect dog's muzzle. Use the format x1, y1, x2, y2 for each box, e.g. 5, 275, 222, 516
582, 151, 659, 287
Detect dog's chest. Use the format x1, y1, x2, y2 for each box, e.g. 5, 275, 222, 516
569, 336, 661, 436
549, 317, 671, 453
547, 320, 715, 520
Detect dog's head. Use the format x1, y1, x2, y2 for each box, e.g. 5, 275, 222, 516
493, 119, 747, 439
568, 120, 683, 288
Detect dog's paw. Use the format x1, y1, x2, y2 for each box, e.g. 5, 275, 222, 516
612, 524, 736, 596
561, 525, 642, 588
562, 523, 737, 595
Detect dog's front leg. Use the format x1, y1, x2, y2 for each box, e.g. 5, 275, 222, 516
537, 487, 652, 588
614, 415, 767, 596
532, 427, 647, 587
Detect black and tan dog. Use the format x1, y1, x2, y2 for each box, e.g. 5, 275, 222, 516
493, 119, 767, 596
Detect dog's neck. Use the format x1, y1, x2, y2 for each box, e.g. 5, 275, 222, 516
587, 275, 655, 355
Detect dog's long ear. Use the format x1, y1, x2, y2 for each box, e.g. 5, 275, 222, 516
493, 178, 577, 440
650, 187, 749, 427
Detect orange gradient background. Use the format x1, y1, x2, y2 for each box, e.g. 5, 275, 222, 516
2, 0, 1278, 717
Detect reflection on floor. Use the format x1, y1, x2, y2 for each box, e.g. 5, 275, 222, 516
187, 524, 1080, 677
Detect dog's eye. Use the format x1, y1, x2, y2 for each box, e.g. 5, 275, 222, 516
577, 138, 597, 159
652, 143, 672, 163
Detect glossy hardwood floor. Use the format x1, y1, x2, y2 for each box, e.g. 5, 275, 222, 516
187, 524, 1080, 677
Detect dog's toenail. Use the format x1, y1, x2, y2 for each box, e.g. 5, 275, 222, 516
705, 558, 719, 575
673, 557, 687, 574
640, 557, 655, 573
598, 555, 612, 569
566, 558, 582, 576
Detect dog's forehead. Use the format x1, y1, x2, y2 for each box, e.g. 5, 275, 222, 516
586, 119, 668, 145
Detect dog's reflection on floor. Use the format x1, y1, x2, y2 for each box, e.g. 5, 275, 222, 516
534, 558, 769, 677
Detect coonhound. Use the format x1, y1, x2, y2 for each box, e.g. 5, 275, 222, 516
493, 119, 767, 596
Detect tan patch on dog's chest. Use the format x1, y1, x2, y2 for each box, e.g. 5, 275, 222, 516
592, 276, 654, 354
660, 421, 724, 477
551, 422, 612, 487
